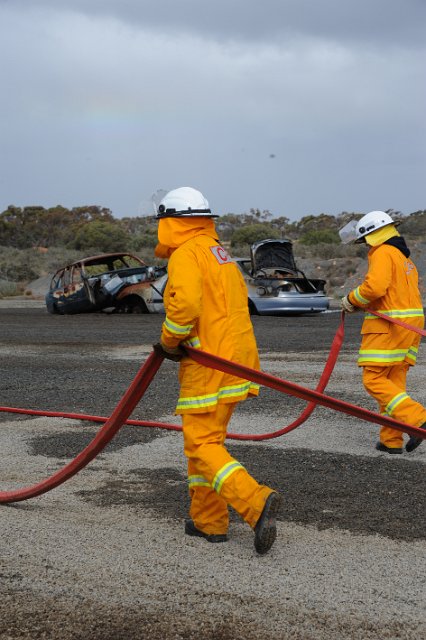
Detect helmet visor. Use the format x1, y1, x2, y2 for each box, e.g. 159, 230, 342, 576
138, 189, 169, 217
338, 220, 359, 244
151, 189, 169, 216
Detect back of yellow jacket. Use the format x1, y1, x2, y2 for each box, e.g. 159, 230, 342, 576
348, 240, 424, 367
161, 231, 260, 414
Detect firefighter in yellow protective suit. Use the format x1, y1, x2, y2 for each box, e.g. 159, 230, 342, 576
153, 187, 281, 554
339, 210, 426, 454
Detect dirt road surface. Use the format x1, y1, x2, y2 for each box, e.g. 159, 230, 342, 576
0, 304, 425, 639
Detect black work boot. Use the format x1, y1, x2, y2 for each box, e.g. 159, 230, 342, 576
375, 442, 403, 455
406, 422, 426, 453
184, 519, 228, 543
254, 492, 281, 555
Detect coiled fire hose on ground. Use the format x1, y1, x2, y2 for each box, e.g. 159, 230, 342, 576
0, 311, 425, 504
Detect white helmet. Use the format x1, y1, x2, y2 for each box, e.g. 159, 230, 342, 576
156, 187, 218, 219
339, 210, 398, 244
355, 211, 398, 242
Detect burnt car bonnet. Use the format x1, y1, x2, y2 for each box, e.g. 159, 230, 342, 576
250, 239, 297, 274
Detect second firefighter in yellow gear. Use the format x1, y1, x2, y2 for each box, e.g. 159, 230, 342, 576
340, 210, 426, 454
154, 187, 280, 554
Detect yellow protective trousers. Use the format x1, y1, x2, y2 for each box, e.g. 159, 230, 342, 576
182, 402, 273, 535
363, 365, 426, 448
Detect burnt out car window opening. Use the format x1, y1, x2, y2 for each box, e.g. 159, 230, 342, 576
51, 270, 64, 289
71, 267, 83, 284
62, 268, 71, 286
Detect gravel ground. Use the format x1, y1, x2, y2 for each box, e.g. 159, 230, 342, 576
0, 303, 425, 639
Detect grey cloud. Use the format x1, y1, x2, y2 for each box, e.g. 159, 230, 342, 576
6, 0, 426, 47
0, 1, 424, 218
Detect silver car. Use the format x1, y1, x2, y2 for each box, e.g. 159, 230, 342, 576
148, 238, 329, 316
234, 239, 329, 315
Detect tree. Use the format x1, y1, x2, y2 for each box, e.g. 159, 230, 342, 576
270, 215, 291, 238
129, 228, 158, 251
249, 208, 274, 222
230, 224, 280, 247
0, 204, 117, 249
399, 210, 426, 237
71, 220, 131, 253
294, 213, 338, 235
115, 215, 157, 236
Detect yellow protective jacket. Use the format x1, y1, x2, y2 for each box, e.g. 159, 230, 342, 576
348, 238, 424, 367
158, 217, 260, 414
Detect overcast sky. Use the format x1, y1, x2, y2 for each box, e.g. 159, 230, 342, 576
1, 0, 425, 220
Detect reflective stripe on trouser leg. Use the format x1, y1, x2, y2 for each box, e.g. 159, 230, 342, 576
187, 468, 229, 535
183, 403, 273, 530
185, 403, 233, 535
363, 364, 426, 448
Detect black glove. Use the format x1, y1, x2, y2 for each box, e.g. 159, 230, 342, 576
153, 341, 184, 362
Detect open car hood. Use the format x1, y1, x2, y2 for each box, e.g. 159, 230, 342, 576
250, 239, 297, 274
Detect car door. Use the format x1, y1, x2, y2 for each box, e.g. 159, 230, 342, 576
51, 265, 93, 314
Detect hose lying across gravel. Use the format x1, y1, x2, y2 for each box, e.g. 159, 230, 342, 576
0, 306, 345, 442
0, 312, 424, 504
0, 350, 164, 503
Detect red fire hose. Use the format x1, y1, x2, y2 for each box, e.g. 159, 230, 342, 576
0, 351, 164, 503
366, 308, 426, 336
0, 311, 425, 504
0, 310, 345, 442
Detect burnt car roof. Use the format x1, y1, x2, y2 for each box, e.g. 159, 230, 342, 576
56, 252, 146, 271
250, 239, 297, 273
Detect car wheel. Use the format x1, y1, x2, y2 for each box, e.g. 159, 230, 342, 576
117, 297, 148, 314
46, 302, 61, 315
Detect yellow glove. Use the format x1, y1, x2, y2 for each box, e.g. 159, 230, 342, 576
341, 295, 358, 313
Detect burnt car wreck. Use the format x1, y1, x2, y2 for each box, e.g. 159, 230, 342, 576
45, 253, 166, 315
235, 239, 329, 315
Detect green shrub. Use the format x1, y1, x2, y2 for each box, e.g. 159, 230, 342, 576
129, 230, 158, 251
299, 229, 340, 245
294, 241, 367, 260
0, 247, 45, 281
230, 224, 280, 248
0, 279, 20, 298
70, 220, 131, 253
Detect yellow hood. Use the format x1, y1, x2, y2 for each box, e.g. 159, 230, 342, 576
155, 217, 218, 258
365, 224, 400, 247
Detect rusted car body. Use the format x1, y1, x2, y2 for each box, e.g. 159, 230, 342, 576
235, 239, 329, 315
45, 252, 167, 314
